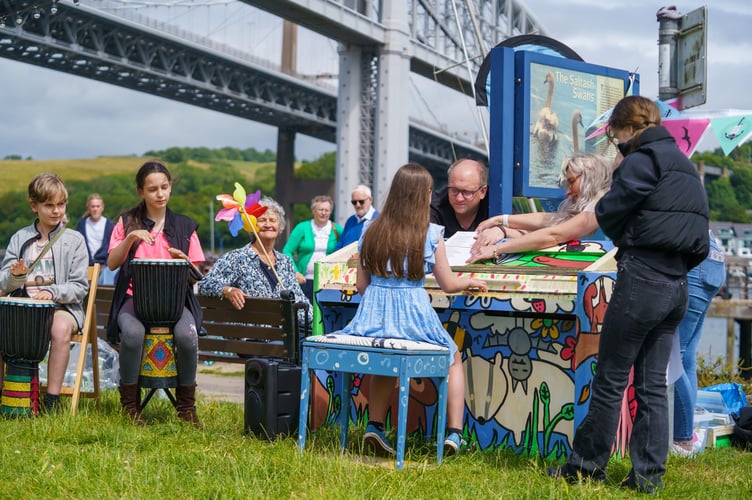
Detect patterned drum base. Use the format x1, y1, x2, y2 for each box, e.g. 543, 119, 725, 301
0, 361, 41, 417
139, 328, 178, 389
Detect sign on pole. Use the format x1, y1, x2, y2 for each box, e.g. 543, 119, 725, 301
676, 6, 707, 110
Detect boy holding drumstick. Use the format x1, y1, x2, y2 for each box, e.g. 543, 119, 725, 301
0, 173, 89, 411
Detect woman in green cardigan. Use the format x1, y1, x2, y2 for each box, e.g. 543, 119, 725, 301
282, 194, 342, 300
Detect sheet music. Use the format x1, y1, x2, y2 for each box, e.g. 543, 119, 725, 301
444, 231, 478, 267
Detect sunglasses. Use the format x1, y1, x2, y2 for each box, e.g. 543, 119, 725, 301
351, 199, 368, 206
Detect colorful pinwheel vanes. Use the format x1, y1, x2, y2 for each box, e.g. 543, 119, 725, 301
215, 183, 267, 237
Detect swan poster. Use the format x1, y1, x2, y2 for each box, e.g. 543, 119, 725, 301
527, 62, 625, 190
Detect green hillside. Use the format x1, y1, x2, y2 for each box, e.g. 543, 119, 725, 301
0, 157, 270, 196
0, 148, 335, 253
0, 156, 278, 253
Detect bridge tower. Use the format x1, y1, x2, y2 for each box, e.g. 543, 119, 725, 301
335, 1, 410, 222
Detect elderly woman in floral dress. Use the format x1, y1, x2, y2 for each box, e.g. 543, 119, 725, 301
198, 196, 311, 325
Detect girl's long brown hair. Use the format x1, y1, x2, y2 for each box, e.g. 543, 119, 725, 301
359, 163, 433, 281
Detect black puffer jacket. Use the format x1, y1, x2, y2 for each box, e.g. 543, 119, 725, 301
595, 126, 709, 274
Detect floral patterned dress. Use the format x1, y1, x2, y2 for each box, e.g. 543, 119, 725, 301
197, 244, 311, 324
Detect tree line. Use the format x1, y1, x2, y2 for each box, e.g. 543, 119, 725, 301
0, 147, 335, 255
0, 143, 749, 255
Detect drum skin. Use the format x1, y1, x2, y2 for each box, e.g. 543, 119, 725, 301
130, 259, 190, 325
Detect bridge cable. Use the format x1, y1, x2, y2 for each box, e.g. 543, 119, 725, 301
449, 0, 489, 157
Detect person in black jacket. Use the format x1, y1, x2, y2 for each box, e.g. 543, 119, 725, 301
547, 96, 709, 493
107, 161, 205, 426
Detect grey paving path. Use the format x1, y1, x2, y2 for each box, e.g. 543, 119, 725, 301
195, 362, 245, 404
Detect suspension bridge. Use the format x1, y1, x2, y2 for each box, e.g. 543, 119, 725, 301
0, 0, 545, 221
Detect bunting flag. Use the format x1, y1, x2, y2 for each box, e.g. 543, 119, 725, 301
586, 109, 612, 132
661, 118, 711, 157
582, 98, 751, 157
655, 99, 682, 119
585, 123, 608, 140
710, 115, 752, 156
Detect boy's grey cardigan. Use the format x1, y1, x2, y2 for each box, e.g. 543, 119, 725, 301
0, 222, 90, 330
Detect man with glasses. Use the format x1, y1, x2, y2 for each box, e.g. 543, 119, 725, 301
334, 184, 379, 251
430, 159, 489, 238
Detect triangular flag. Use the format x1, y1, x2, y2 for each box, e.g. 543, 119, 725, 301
655, 99, 683, 120
585, 123, 608, 140
586, 108, 612, 130
626, 73, 636, 96
662, 119, 710, 157
710, 115, 752, 156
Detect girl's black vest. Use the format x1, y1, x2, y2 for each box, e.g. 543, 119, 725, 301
106, 208, 202, 343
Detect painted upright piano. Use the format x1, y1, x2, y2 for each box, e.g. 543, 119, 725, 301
308, 240, 628, 458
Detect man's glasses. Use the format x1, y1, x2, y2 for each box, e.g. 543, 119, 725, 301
351, 199, 367, 206
447, 186, 485, 199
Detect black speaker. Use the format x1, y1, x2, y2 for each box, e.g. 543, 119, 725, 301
244, 357, 301, 439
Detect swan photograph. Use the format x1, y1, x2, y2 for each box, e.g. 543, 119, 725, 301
527, 62, 624, 190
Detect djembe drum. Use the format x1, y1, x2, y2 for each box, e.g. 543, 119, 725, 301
131, 259, 190, 390
0, 297, 55, 417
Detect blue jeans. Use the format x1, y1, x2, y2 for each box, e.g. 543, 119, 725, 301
673, 247, 725, 440
567, 255, 688, 490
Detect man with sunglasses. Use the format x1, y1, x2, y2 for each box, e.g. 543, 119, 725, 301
334, 184, 379, 251
430, 159, 489, 238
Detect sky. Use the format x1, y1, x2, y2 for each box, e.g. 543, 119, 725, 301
0, 0, 750, 161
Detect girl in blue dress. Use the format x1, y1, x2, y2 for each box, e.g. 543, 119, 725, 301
340, 163, 488, 457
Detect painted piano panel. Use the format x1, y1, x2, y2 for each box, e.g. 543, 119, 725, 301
308, 240, 624, 458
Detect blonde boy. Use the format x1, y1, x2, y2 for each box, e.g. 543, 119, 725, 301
0, 174, 89, 410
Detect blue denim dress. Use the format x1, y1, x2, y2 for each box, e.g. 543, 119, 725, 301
338, 223, 457, 363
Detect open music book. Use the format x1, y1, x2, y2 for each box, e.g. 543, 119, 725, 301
444, 231, 481, 267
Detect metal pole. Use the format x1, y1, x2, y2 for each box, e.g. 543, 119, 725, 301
209, 199, 215, 255
657, 6, 682, 101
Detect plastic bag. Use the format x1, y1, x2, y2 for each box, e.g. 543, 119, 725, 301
39, 340, 120, 391
697, 382, 748, 416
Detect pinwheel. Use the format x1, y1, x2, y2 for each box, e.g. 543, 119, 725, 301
215, 183, 282, 283
215, 184, 267, 237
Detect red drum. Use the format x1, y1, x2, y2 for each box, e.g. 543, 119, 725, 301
130, 259, 190, 389
0, 297, 55, 417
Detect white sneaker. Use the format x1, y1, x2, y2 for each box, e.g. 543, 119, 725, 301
670, 441, 696, 458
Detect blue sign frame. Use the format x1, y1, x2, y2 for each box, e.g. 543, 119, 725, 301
513, 51, 637, 199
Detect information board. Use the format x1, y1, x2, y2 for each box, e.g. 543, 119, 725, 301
513, 51, 637, 199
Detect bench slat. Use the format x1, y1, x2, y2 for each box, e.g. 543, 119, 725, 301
202, 325, 286, 341
199, 338, 288, 358
93, 286, 300, 363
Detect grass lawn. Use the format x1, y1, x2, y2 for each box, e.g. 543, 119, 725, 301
1, 390, 750, 498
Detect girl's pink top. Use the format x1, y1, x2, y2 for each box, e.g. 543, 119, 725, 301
109, 220, 205, 295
